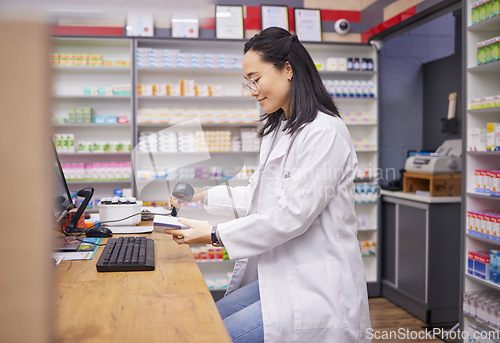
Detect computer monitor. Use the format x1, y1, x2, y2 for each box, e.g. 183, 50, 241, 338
51, 140, 94, 234
52, 141, 75, 225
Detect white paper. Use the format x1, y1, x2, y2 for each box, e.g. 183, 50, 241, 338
216, 6, 243, 40
109, 225, 154, 234
294, 9, 322, 42
261, 6, 288, 30
153, 216, 189, 230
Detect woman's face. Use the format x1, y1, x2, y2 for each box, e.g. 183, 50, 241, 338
242, 50, 293, 117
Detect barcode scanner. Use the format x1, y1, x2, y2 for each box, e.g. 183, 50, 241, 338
171, 182, 194, 217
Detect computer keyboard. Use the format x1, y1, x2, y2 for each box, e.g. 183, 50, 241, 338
96, 236, 155, 272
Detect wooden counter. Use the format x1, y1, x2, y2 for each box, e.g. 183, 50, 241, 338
54, 231, 230, 342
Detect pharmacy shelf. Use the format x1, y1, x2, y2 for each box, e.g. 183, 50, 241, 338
134, 151, 257, 156
137, 123, 259, 128
467, 192, 500, 201
467, 151, 500, 155
53, 124, 131, 128
466, 233, 500, 247
333, 97, 378, 102
58, 152, 131, 157
318, 70, 376, 77
468, 15, 500, 31
67, 180, 132, 184
461, 2, 500, 335
468, 60, 500, 72
53, 95, 131, 100
345, 122, 377, 126
136, 95, 254, 101
137, 67, 242, 74
465, 274, 500, 292
463, 312, 500, 331
51, 66, 131, 72
468, 107, 500, 114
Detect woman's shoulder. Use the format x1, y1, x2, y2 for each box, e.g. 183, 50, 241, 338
302, 111, 346, 134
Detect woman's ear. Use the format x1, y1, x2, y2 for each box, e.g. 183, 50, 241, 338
284, 61, 293, 80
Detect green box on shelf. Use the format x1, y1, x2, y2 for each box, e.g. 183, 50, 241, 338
68, 107, 77, 123
485, 39, 492, 63
492, 0, 500, 17
479, 0, 488, 21
478, 41, 486, 65
491, 38, 500, 62
485, 0, 493, 19
472, 1, 481, 24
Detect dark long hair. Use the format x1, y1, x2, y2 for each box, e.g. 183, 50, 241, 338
244, 27, 340, 138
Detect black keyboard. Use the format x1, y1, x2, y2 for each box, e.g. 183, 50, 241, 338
96, 237, 155, 272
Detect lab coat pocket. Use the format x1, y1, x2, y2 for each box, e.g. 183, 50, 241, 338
287, 259, 347, 330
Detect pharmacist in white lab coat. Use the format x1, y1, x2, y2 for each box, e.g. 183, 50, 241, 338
165, 27, 371, 342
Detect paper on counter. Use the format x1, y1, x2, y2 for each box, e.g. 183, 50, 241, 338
109, 225, 154, 234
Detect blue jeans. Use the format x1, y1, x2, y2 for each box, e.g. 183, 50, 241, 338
216, 280, 264, 342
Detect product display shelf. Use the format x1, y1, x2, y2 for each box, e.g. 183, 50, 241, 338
137, 66, 243, 74
319, 70, 376, 77
466, 233, 500, 246
53, 124, 132, 128
53, 95, 131, 99
463, 312, 499, 332
51, 37, 134, 204
304, 42, 380, 295
461, 0, 500, 336
137, 123, 259, 128
67, 180, 131, 184
467, 192, 500, 200
468, 107, 500, 114
468, 13, 500, 31
466, 274, 500, 292
133, 38, 261, 293
467, 151, 500, 155
51, 65, 131, 72
467, 59, 500, 72
137, 95, 254, 101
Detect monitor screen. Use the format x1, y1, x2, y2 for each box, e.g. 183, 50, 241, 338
52, 141, 74, 224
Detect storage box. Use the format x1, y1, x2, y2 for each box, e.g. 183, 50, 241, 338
99, 201, 142, 226
403, 172, 462, 196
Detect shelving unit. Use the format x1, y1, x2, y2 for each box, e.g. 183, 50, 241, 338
304, 42, 380, 295
51, 37, 134, 206
461, 0, 500, 335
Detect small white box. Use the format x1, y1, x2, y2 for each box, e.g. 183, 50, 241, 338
99, 201, 142, 226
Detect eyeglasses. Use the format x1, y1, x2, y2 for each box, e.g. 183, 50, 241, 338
241, 64, 275, 94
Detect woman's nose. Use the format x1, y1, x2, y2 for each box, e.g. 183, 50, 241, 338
250, 88, 259, 97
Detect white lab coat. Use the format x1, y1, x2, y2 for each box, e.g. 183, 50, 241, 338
206, 112, 371, 342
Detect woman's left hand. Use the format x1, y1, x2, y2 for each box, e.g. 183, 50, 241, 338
164, 217, 212, 245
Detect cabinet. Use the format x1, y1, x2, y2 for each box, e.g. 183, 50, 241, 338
461, 0, 500, 335
51, 37, 134, 208
381, 191, 461, 323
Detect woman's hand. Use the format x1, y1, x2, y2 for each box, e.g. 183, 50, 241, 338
164, 217, 212, 245
168, 187, 205, 210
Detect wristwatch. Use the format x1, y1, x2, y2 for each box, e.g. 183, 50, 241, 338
211, 225, 221, 247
